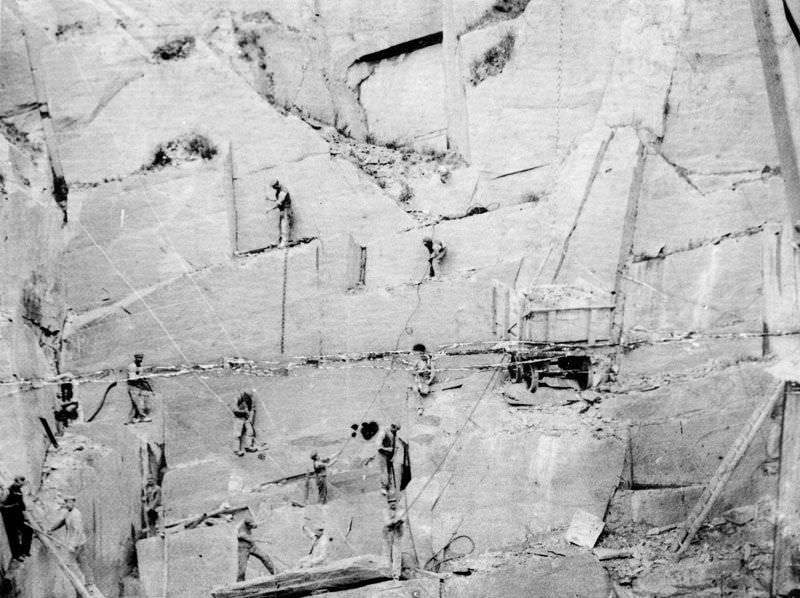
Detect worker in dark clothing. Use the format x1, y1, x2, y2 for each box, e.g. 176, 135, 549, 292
237, 518, 277, 581
1, 476, 32, 561
233, 391, 258, 456
126, 353, 154, 424
53, 381, 80, 436
382, 490, 404, 580
267, 179, 293, 248
310, 452, 337, 505
142, 477, 162, 536
422, 237, 446, 279
378, 424, 400, 495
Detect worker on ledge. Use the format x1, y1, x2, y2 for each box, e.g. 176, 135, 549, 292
266, 179, 293, 248
233, 391, 258, 456
54, 381, 80, 436
382, 490, 405, 581
49, 496, 96, 591
1, 476, 32, 562
142, 477, 162, 537
126, 353, 153, 424
411, 343, 435, 399
236, 518, 277, 581
422, 237, 446, 279
310, 452, 337, 505
298, 523, 332, 569
374, 424, 400, 495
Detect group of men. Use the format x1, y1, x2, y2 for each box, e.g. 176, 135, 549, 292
1, 476, 97, 590
2, 351, 164, 591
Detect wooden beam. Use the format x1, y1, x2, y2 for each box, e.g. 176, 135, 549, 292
442, 0, 471, 161
748, 0, 800, 239
211, 555, 391, 598
29, 524, 105, 598
772, 382, 800, 596
672, 381, 786, 555
163, 504, 250, 530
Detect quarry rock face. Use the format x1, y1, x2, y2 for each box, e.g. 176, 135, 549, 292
2, 0, 800, 596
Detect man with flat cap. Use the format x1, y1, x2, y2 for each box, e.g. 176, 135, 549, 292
50, 496, 95, 588
1, 476, 32, 561
126, 353, 153, 424
266, 179, 293, 248
236, 517, 277, 581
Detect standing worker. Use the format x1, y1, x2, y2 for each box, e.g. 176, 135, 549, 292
310, 452, 337, 505
266, 179, 293, 248
382, 491, 404, 580
236, 518, 277, 581
1, 476, 32, 562
126, 353, 154, 424
377, 424, 400, 495
422, 237, 447, 279
233, 391, 258, 456
142, 477, 162, 537
49, 496, 95, 590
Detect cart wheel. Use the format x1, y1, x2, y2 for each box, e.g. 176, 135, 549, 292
524, 365, 539, 393
577, 364, 593, 390
508, 355, 525, 383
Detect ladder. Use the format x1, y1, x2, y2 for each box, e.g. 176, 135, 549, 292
671, 380, 786, 556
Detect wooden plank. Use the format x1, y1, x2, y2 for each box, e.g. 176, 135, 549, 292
28, 524, 106, 598
164, 504, 250, 530
211, 555, 391, 598
672, 381, 786, 555
544, 311, 551, 343
225, 143, 238, 256
586, 309, 595, 344
524, 305, 615, 315
773, 382, 800, 596
503, 288, 511, 340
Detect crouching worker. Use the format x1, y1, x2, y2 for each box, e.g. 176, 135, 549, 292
54, 381, 80, 436
233, 391, 257, 457
411, 344, 435, 398
237, 518, 277, 581
142, 477, 162, 537
297, 523, 332, 569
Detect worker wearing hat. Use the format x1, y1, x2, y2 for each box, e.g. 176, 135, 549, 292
265, 179, 293, 248
310, 451, 337, 505
126, 353, 153, 424
50, 495, 95, 588
298, 521, 332, 569
377, 424, 401, 494
1, 476, 32, 561
236, 517, 276, 581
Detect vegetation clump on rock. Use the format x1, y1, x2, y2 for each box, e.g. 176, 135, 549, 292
467, 0, 532, 32
152, 35, 196, 61
144, 133, 218, 171
469, 32, 516, 86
